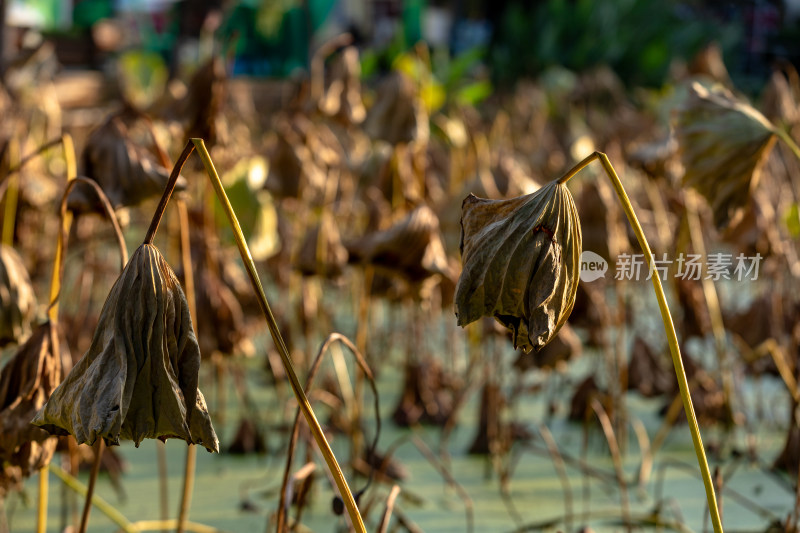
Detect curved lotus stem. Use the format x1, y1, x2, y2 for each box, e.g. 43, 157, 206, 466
190, 139, 366, 532
558, 151, 723, 533
141, 139, 366, 532
49, 176, 128, 321
276, 332, 379, 533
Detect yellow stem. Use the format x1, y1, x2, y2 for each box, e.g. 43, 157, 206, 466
48, 462, 135, 533
684, 190, 735, 423
2, 138, 20, 246
559, 152, 723, 533
176, 198, 198, 533
190, 139, 365, 532
36, 467, 48, 533
47, 134, 77, 322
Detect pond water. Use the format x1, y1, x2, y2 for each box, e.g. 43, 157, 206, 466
9, 290, 798, 533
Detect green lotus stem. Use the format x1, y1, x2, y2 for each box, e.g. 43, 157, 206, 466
190, 139, 366, 533
559, 151, 723, 533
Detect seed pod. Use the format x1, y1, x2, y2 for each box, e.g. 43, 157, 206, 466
0, 320, 69, 495
675, 81, 777, 229
455, 180, 582, 353
33, 244, 218, 452
0, 244, 37, 348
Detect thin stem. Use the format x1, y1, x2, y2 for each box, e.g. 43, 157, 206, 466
144, 142, 194, 246
190, 139, 365, 532
5, 136, 66, 176
176, 445, 196, 533
48, 462, 135, 533
176, 198, 198, 533
376, 485, 402, 533
2, 138, 19, 246
775, 127, 800, 163
47, 134, 77, 323
590, 398, 631, 531
49, 177, 128, 319
559, 152, 723, 533
276, 333, 379, 533
78, 440, 105, 533
36, 467, 48, 533
156, 441, 169, 532
684, 189, 735, 424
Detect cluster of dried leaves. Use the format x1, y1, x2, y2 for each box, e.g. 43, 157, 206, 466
0, 31, 799, 531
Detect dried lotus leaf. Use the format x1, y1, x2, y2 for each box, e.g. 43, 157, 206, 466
33, 244, 218, 452
346, 205, 453, 283
68, 112, 184, 212
295, 213, 348, 278
455, 181, 582, 353
675, 81, 777, 229
0, 244, 37, 347
0, 321, 69, 495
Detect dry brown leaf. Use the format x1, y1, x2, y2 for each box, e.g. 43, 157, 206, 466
68, 111, 183, 212
0, 321, 69, 495
346, 205, 453, 283
0, 244, 37, 348
294, 213, 348, 279
33, 244, 218, 452
454, 180, 582, 353
674, 81, 777, 229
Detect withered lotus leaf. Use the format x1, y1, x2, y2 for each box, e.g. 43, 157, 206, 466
455, 181, 582, 353
68, 112, 183, 212
33, 244, 218, 452
675, 81, 777, 229
0, 244, 37, 348
346, 205, 453, 283
0, 321, 69, 495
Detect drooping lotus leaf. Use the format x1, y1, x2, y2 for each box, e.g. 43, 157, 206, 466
346, 205, 453, 283
455, 180, 582, 353
295, 213, 348, 279
675, 81, 777, 229
33, 244, 218, 452
67, 111, 184, 213
0, 320, 69, 495
0, 244, 37, 348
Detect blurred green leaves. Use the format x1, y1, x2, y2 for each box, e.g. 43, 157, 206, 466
491, 0, 742, 88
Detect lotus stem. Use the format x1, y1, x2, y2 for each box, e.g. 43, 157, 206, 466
78, 440, 105, 533
684, 189, 735, 424
376, 485, 402, 533
559, 151, 723, 533
176, 198, 198, 533
590, 398, 631, 530
176, 445, 197, 533
49, 461, 135, 533
775, 127, 800, 163
537, 425, 573, 533
1, 137, 19, 246
36, 467, 48, 533
49, 176, 128, 320
156, 441, 169, 532
276, 333, 379, 533
190, 139, 366, 532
